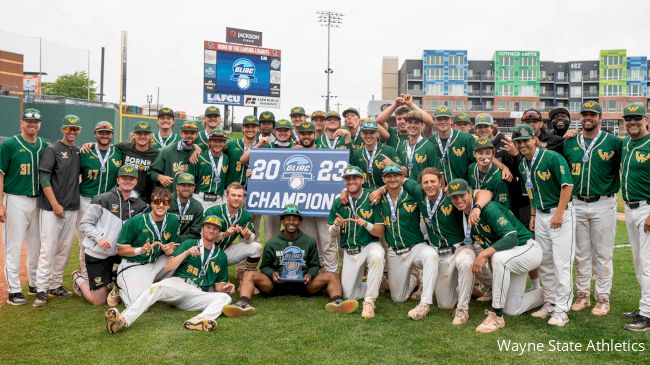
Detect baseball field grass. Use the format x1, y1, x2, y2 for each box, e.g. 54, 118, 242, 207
0, 220, 647, 364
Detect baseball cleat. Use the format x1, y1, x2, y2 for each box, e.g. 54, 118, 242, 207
27, 286, 37, 296
7, 293, 27, 306
548, 312, 569, 327
476, 289, 492, 302
325, 299, 359, 314
361, 301, 376, 319
48, 286, 72, 298
452, 309, 469, 325
105, 308, 127, 334
183, 318, 217, 332
71, 270, 82, 296
475, 311, 505, 333
407, 303, 430, 321
591, 297, 610, 316
623, 309, 640, 319
624, 315, 650, 332
531, 302, 553, 319
570, 292, 590, 311
223, 300, 256, 317
32, 291, 47, 307
107, 284, 122, 307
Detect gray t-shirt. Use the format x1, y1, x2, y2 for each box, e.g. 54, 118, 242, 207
39, 141, 81, 211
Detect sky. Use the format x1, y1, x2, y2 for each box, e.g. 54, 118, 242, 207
2, 0, 650, 121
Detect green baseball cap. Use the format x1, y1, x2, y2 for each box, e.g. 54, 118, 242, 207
280, 204, 302, 220
242, 115, 259, 126
325, 111, 341, 121
22, 108, 41, 121
133, 121, 152, 133
342, 165, 364, 178
117, 164, 139, 178
623, 103, 646, 117
474, 113, 494, 126
405, 110, 423, 122
61, 115, 82, 129
204, 106, 221, 117
342, 107, 360, 117
311, 110, 326, 119
433, 106, 453, 118
157, 107, 175, 118
296, 122, 315, 132
473, 138, 494, 150
512, 124, 536, 141
447, 179, 471, 196
274, 119, 292, 130
290, 106, 308, 117
382, 163, 402, 176
176, 172, 195, 185
180, 120, 199, 132
203, 215, 225, 230
454, 112, 471, 124
360, 121, 378, 131
94, 121, 114, 132
580, 101, 602, 115
259, 111, 276, 123
208, 130, 228, 140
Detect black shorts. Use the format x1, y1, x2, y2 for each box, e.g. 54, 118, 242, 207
263, 281, 313, 297
85, 254, 121, 290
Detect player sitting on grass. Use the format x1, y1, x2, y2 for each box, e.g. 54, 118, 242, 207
105, 215, 235, 333
222, 205, 359, 317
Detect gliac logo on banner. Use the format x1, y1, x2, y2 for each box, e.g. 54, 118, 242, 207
282, 155, 313, 191
231, 58, 257, 90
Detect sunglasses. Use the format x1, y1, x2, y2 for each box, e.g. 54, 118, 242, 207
152, 199, 171, 206
62, 127, 80, 133
522, 112, 541, 120
24, 111, 41, 119
624, 115, 643, 122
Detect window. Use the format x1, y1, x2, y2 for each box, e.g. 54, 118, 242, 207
628, 67, 644, 81
520, 69, 536, 81
413, 69, 421, 77
607, 100, 618, 113
454, 100, 465, 111
539, 101, 546, 110
570, 86, 582, 97
500, 56, 513, 66
570, 101, 582, 113
468, 69, 474, 79
448, 68, 464, 80
409, 83, 421, 91
426, 55, 444, 65
627, 84, 643, 96
540, 70, 547, 80
570, 70, 582, 82
449, 55, 465, 65
520, 57, 535, 67
604, 69, 622, 80
589, 70, 598, 79
522, 101, 532, 109
589, 85, 598, 94
500, 69, 514, 81
425, 83, 444, 95
557, 71, 565, 81
485, 100, 493, 110
603, 84, 622, 96
485, 70, 493, 79
519, 85, 535, 96
498, 84, 514, 96
448, 84, 464, 96
426, 68, 444, 80
603, 55, 623, 66
484, 85, 493, 94
498, 101, 507, 111
557, 87, 566, 96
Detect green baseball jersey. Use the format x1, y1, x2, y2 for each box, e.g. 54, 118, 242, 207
402, 179, 464, 247
350, 143, 399, 189
316, 134, 349, 149
563, 132, 622, 198
115, 143, 160, 204
0, 135, 46, 197
117, 213, 181, 264
79, 146, 123, 197
148, 144, 197, 190
471, 201, 533, 251
385, 127, 408, 150
428, 129, 474, 181
172, 239, 229, 291
347, 128, 364, 151
468, 162, 510, 209
204, 203, 255, 249
169, 194, 204, 242
224, 138, 255, 186
260, 230, 321, 279
379, 188, 423, 249
195, 130, 213, 151
194, 150, 229, 196
152, 132, 180, 150
518, 148, 573, 210
396, 137, 441, 181
328, 189, 384, 249
260, 140, 295, 149
621, 134, 650, 202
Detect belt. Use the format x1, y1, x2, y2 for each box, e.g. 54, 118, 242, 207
393, 246, 413, 256
626, 199, 650, 210
538, 202, 573, 214
198, 192, 219, 202
575, 194, 614, 203
345, 247, 361, 255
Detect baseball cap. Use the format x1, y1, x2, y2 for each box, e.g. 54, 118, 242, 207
94, 121, 114, 132
280, 204, 302, 220
325, 111, 342, 121
204, 106, 221, 117
274, 119, 292, 130
433, 106, 452, 118
447, 179, 471, 196
208, 130, 228, 140
454, 112, 471, 124
623, 103, 646, 117
521, 109, 542, 122
118, 164, 139, 178
549, 106, 570, 120
382, 163, 402, 176
133, 121, 152, 133
157, 107, 175, 118
296, 122, 315, 132
242, 115, 259, 126
580, 101, 602, 115
176, 172, 195, 185
473, 138, 494, 150
360, 121, 378, 131
203, 215, 225, 230
405, 110, 423, 122
512, 124, 536, 141
22, 108, 41, 121
289, 106, 308, 117
342, 107, 360, 118
342, 165, 364, 178
180, 121, 199, 132
474, 113, 494, 126
259, 111, 276, 123
61, 115, 82, 129
311, 110, 326, 119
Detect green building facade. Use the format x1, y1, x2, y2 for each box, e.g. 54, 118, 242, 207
493, 50, 540, 97
599, 49, 627, 97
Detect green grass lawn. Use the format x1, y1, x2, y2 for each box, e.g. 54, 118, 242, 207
0, 222, 647, 364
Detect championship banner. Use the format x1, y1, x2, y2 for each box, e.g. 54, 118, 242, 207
246, 149, 348, 217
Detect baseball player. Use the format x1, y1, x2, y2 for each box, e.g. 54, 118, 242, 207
468, 138, 510, 209
114, 122, 160, 204
223, 205, 359, 317
310, 110, 327, 137
452, 112, 473, 133
196, 106, 222, 150
257, 111, 276, 143
289, 106, 309, 140
224, 115, 259, 188
33, 115, 82, 307
169, 173, 204, 242
105, 215, 234, 333
429, 106, 476, 181
149, 120, 200, 190
396, 110, 440, 180
376, 94, 433, 150
513, 124, 575, 327
448, 179, 544, 333
0, 108, 46, 305
350, 121, 399, 190
152, 107, 180, 149
193, 130, 229, 210
114, 187, 181, 306
520, 108, 564, 154
328, 166, 385, 318
342, 107, 364, 150
315, 111, 352, 149
564, 101, 621, 316
473, 113, 495, 140
72, 165, 148, 305
620, 103, 650, 331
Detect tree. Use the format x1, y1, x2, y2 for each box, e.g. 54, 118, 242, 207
42, 71, 97, 100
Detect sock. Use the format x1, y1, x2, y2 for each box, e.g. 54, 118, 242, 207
330, 295, 342, 302
531, 278, 540, 289
74, 275, 87, 287
491, 307, 504, 317
238, 296, 251, 304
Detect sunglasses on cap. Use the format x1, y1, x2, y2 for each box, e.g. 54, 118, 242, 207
24, 111, 41, 119
624, 115, 644, 122
522, 111, 541, 121
152, 199, 171, 206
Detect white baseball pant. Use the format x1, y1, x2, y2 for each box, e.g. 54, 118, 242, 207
193, 193, 224, 212
573, 196, 616, 299
340, 242, 385, 302
76, 196, 92, 280
116, 255, 171, 306
121, 277, 231, 326
535, 204, 576, 314
225, 240, 262, 265
491, 239, 544, 315
302, 216, 338, 272
434, 245, 475, 310
387, 243, 438, 305
624, 202, 650, 318
35, 210, 78, 292
2, 194, 40, 293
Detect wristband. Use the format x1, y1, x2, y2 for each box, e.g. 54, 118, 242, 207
471, 203, 482, 211
364, 222, 375, 233
134, 247, 142, 255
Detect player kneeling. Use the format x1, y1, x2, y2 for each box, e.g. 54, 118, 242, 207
223, 205, 358, 317
105, 215, 234, 333
448, 179, 544, 333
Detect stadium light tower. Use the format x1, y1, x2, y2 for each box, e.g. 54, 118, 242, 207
317, 11, 344, 113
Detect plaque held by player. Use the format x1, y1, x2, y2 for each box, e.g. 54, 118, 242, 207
278, 246, 305, 282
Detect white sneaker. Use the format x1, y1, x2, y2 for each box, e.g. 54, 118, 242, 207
452, 309, 469, 325
548, 311, 569, 327
571, 292, 590, 311
408, 303, 430, 320
475, 310, 505, 333
531, 302, 554, 319
591, 296, 610, 316
361, 301, 376, 319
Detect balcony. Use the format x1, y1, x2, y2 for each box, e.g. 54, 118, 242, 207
583, 75, 599, 82
583, 90, 599, 98
556, 77, 569, 83
539, 76, 554, 83
407, 73, 423, 80
407, 89, 423, 96
467, 74, 494, 81
555, 92, 569, 99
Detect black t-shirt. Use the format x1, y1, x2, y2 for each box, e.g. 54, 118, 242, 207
39, 141, 81, 211
115, 143, 160, 203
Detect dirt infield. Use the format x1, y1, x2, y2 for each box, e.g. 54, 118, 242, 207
0, 227, 28, 307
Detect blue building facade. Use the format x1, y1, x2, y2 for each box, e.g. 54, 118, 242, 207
626, 56, 647, 97
422, 50, 468, 96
